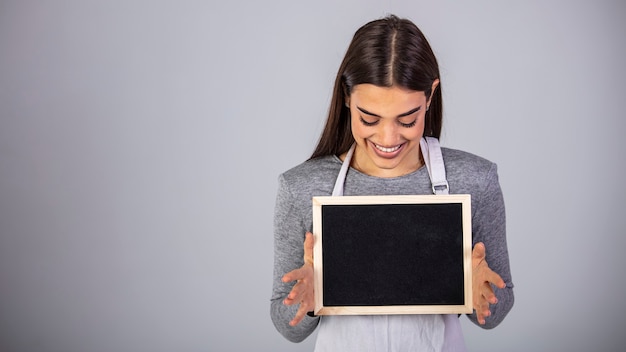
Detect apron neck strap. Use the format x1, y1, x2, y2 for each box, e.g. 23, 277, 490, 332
420, 137, 449, 195
332, 144, 356, 196
332, 137, 449, 196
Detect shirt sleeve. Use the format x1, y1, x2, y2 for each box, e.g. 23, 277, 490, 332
466, 162, 515, 329
270, 174, 320, 342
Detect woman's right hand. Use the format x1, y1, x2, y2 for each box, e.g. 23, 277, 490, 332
472, 242, 506, 325
281, 232, 315, 326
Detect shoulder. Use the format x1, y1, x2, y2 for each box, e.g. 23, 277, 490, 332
278, 155, 341, 200
441, 147, 496, 173
280, 155, 341, 184
441, 147, 499, 194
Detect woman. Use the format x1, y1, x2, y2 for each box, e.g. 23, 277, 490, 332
270, 14, 514, 351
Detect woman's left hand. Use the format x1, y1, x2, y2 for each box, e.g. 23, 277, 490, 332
281, 232, 315, 326
472, 242, 506, 325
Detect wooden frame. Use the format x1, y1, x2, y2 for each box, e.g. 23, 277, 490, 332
312, 194, 472, 316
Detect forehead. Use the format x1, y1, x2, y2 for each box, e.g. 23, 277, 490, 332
351, 84, 427, 113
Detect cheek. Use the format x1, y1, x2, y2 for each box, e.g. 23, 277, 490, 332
405, 118, 426, 139
350, 116, 367, 139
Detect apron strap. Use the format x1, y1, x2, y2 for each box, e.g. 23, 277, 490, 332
332, 137, 448, 196
332, 143, 356, 197
419, 137, 449, 195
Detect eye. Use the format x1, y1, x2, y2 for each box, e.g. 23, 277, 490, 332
360, 116, 379, 126
399, 119, 417, 128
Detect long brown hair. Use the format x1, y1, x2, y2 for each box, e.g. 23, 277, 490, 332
310, 15, 442, 159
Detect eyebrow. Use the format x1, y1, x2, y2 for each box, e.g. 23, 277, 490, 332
356, 106, 422, 118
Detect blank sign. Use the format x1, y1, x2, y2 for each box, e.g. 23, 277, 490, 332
312, 195, 472, 316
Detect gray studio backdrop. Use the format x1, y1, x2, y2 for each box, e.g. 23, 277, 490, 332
1, 1, 625, 351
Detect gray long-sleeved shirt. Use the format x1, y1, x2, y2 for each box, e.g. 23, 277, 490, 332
271, 147, 514, 350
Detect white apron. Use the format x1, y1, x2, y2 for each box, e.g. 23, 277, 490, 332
314, 137, 467, 352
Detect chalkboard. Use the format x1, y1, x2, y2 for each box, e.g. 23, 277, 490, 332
312, 195, 472, 315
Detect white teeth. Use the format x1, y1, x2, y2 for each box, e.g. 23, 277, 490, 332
374, 144, 401, 153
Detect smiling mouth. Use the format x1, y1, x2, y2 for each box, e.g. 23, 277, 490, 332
374, 143, 402, 153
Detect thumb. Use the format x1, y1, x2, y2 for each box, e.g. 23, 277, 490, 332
472, 242, 486, 262
304, 232, 314, 264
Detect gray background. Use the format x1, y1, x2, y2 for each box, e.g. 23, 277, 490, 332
1, 0, 624, 351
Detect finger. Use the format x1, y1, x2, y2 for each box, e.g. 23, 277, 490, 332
303, 232, 314, 265
289, 288, 314, 326
289, 308, 304, 326
474, 294, 492, 325
473, 302, 486, 325
476, 307, 490, 325
283, 292, 300, 306
289, 313, 304, 326
486, 269, 506, 289
479, 281, 498, 305
289, 305, 309, 326
474, 284, 491, 311
475, 310, 485, 325
472, 242, 486, 262
282, 266, 306, 283
474, 281, 496, 324
284, 280, 306, 304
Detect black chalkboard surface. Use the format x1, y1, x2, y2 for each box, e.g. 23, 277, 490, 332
312, 195, 472, 315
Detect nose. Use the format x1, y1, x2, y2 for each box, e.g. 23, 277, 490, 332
378, 120, 399, 146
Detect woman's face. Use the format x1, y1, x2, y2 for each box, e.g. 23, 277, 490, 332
346, 83, 438, 178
